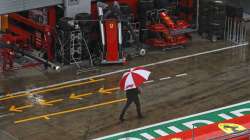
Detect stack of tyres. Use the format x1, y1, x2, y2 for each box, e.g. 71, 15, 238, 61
58, 17, 74, 31
198, 0, 209, 36
226, 4, 243, 18
154, 0, 172, 9
120, 4, 132, 16
199, 0, 226, 42
138, 0, 154, 28
120, 4, 133, 23
120, 4, 133, 47
208, 0, 226, 41
138, 0, 154, 42
75, 13, 92, 33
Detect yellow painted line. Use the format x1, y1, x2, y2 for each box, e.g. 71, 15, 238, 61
39, 99, 64, 106
0, 78, 105, 101
69, 92, 94, 100
14, 98, 127, 124
44, 116, 50, 120
69, 86, 120, 100
99, 87, 120, 94
9, 99, 63, 112
9, 105, 33, 112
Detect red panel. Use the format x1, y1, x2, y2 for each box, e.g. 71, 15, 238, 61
157, 114, 250, 140
8, 13, 54, 60
48, 6, 56, 27
104, 20, 119, 61
8, 24, 32, 38
9, 13, 45, 31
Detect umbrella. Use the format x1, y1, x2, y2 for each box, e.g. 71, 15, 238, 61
119, 66, 151, 91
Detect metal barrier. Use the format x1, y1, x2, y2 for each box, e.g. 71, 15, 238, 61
224, 17, 248, 44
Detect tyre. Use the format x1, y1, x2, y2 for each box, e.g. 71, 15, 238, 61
199, 15, 209, 24
138, 0, 154, 27
58, 17, 74, 31
226, 4, 243, 18
120, 4, 132, 16
138, 0, 154, 24
75, 13, 92, 33
154, 0, 171, 9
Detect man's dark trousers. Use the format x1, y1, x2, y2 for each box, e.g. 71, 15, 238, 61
120, 88, 143, 120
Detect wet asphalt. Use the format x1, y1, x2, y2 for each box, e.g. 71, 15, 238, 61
0, 32, 250, 140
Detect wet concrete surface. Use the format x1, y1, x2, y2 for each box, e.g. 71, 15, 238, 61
0, 34, 226, 93
0, 33, 250, 140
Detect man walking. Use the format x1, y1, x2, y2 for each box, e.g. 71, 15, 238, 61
119, 87, 143, 122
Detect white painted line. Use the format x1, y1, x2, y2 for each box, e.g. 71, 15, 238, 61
160, 77, 172, 81
94, 100, 250, 140
0, 113, 14, 118
176, 73, 188, 77
154, 129, 169, 136
144, 80, 154, 84
140, 133, 155, 139
2, 43, 248, 98
218, 113, 233, 120
168, 126, 183, 133
142, 43, 248, 68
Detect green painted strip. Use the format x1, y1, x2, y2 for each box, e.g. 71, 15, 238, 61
95, 100, 250, 140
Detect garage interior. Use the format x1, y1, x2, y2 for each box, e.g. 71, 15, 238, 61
0, 0, 250, 140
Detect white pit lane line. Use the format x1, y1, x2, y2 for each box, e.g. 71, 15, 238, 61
159, 77, 172, 81
2, 43, 248, 98
146, 73, 188, 83
176, 73, 188, 77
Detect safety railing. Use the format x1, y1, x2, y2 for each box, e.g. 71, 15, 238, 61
224, 17, 248, 44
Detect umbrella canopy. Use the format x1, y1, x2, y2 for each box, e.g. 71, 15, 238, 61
119, 67, 151, 91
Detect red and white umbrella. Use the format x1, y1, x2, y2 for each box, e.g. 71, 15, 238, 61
119, 67, 151, 91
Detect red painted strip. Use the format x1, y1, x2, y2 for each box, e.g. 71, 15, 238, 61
157, 114, 250, 140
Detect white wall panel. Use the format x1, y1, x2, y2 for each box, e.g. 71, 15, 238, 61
64, 0, 91, 17
0, 0, 63, 15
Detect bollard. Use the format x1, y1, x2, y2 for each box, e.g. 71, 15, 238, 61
192, 125, 195, 140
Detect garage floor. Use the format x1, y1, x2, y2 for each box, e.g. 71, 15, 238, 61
0, 32, 249, 140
